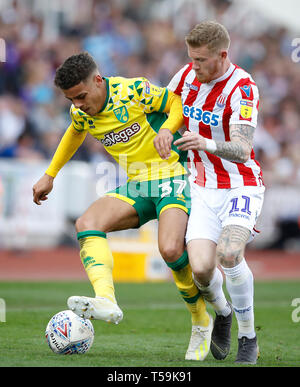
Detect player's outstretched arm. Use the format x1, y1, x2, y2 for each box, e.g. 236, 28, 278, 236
153, 91, 184, 160
32, 124, 87, 205
45, 124, 87, 177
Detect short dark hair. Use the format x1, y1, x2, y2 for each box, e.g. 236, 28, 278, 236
54, 52, 98, 89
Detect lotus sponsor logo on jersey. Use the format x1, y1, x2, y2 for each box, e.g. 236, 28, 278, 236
113, 106, 129, 123
185, 82, 199, 92
183, 105, 220, 126
216, 93, 227, 108
101, 123, 141, 147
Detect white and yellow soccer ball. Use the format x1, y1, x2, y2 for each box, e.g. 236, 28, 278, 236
45, 310, 94, 355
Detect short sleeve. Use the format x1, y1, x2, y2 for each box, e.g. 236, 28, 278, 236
132, 77, 169, 114
229, 81, 259, 128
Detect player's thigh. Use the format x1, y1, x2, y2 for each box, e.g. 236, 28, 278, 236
157, 207, 188, 262
187, 239, 217, 279
76, 195, 139, 233
186, 190, 222, 245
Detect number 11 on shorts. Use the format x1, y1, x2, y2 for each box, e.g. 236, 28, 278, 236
229, 196, 251, 215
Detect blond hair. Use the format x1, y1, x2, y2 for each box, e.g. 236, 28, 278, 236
185, 21, 230, 53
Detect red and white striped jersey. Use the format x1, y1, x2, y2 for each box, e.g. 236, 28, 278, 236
168, 62, 264, 189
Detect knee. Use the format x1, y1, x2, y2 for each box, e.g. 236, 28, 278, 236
159, 241, 184, 263
192, 261, 216, 285
75, 214, 99, 233
216, 245, 242, 268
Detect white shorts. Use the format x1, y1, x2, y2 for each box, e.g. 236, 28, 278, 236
186, 181, 265, 244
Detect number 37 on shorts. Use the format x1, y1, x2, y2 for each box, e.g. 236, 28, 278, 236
158, 179, 187, 198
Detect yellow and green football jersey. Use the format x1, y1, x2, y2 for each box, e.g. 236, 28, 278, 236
69, 76, 187, 181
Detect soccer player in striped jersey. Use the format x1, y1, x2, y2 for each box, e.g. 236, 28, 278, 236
155, 21, 264, 364
32, 52, 213, 361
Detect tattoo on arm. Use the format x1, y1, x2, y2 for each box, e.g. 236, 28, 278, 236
214, 124, 255, 163
216, 225, 251, 267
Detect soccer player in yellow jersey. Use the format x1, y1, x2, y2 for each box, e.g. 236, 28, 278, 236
32, 52, 213, 361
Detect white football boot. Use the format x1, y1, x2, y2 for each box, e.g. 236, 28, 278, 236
185, 314, 213, 361
67, 296, 123, 324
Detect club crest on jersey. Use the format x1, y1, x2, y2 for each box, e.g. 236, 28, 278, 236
216, 93, 227, 108
113, 106, 129, 123
240, 85, 251, 98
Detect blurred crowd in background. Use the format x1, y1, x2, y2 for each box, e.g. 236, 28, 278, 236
0, 0, 300, 248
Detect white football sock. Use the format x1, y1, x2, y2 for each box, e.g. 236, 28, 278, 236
221, 258, 255, 339
194, 267, 231, 317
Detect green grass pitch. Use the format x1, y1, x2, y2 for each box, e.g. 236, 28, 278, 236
0, 280, 299, 367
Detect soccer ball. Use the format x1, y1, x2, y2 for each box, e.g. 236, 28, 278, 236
45, 310, 94, 355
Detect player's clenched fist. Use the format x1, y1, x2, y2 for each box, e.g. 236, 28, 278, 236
153, 128, 174, 160
32, 174, 54, 205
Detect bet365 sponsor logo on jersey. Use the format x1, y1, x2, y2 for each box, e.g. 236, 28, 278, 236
101, 122, 141, 147
183, 105, 220, 126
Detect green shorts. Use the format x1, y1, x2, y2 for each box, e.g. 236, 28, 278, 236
105, 174, 191, 227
